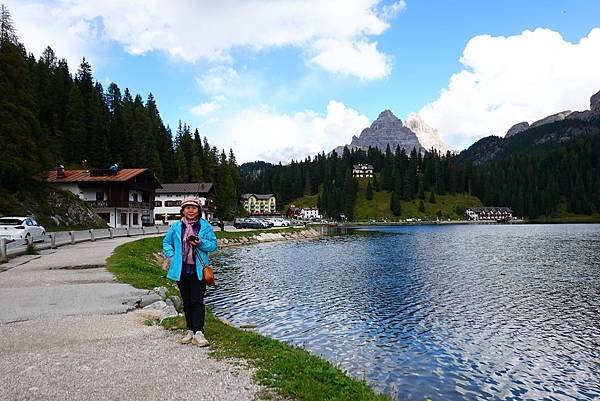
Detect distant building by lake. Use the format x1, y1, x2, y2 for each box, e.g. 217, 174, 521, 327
465, 207, 513, 221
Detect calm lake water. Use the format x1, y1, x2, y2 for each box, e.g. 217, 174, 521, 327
206, 224, 600, 401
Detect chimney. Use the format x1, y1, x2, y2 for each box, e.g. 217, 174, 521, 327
57, 165, 65, 179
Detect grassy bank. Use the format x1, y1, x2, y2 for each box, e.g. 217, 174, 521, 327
107, 236, 389, 401
354, 178, 483, 221
528, 213, 600, 224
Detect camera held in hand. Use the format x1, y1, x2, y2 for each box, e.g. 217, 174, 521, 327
188, 234, 199, 244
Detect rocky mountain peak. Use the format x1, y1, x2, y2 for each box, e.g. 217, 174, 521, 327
371, 109, 404, 129
505, 122, 530, 137
405, 113, 450, 154
331, 109, 425, 156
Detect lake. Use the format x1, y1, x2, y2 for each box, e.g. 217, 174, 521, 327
206, 224, 600, 400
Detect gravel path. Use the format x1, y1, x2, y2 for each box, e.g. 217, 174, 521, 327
0, 237, 268, 401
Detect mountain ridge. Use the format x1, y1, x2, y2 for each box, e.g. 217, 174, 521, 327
332, 110, 438, 156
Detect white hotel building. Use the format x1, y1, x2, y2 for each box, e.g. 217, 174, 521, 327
154, 183, 216, 224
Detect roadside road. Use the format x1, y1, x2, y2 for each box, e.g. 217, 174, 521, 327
0, 237, 265, 401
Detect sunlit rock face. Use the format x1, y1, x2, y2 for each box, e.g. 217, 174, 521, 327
505, 121, 530, 137
332, 110, 426, 155
405, 112, 450, 154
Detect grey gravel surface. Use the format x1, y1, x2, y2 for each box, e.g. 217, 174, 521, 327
0, 236, 267, 401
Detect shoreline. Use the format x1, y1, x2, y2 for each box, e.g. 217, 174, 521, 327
216, 227, 323, 248
107, 235, 390, 401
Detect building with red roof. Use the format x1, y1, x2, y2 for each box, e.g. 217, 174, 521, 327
43, 166, 162, 228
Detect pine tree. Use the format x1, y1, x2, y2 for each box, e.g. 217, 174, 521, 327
418, 199, 425, 213
390, 191, 401, 216
418, 180, 425, 200
189, 140, 203, 182
62, 85, 86, 164
366, 180, 373, 200
175, 147, 188, 182
372, 173, 380, 191
215, 151, 237, 219
0, 4, 18, 45
429, 191, 436, 204
0, 38, 50, 187
342, 168, 356, 220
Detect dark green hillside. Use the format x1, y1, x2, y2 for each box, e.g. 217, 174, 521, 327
455, 117, 600, 219
457, 118, 600, 165
470, 131, 600, 219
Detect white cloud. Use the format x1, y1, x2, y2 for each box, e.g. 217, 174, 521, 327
377, 0, 407, 20
419, 28, 600, 151
196, 66, 240, 96
310, 39, 390, 80
190, 96, 226, 116
200, 101, 369, 164
9, 0, 402, 80
4, 0, 98, 68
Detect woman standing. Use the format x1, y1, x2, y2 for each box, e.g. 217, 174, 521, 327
163, 196, 217, 346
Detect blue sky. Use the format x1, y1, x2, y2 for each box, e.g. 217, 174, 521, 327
7, 0, 600, 163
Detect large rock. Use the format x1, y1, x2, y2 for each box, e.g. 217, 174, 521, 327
405, 113, 450, 154
566, 89, 600, 121
159, 305, 178, 322
139, 293, 162, 308
505, 122, 530, 137
590, 89, 600, 112
531, 110, 572, 128
332, 110, 426, 155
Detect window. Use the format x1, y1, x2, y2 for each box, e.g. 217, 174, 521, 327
155, 200, 162, 207
96, 191, 104, 201
133, 213, 138, 225
132, 193, 138, 202
120, 213, 127, 225
98, 213, 110, 223
165, 200, 182, 207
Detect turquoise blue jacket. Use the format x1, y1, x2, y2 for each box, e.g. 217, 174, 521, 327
162, 219, 218, 282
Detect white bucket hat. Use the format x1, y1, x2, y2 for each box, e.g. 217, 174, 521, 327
180, 196, 201, 210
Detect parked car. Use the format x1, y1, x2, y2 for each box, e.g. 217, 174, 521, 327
209, 218, 220, 226
267, 217, 290, 227
255, 218, 273, 228
234, 218, 266, 229
0, 216, 45, 243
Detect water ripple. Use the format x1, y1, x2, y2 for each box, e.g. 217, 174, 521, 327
206, 224, 600, 400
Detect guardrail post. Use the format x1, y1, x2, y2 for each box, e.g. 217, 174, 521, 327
0, 239, 7, 263
50, 233, 56, 249
89, 229, 95, 241
109, 228, 114, 239
27, 235, 33, 246
156, 226, 160, 234
142, 226, 146, 235
69, 231, 75, 244
126, 227, 130, 237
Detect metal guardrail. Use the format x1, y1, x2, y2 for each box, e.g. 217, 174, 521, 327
0, 225, 171, 263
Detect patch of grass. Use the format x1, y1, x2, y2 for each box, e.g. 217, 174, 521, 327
107, 237, 390, 401
284, 193, 320, 210
106, 237, 178, 296
354, 178, 483, 221
529, 213, 600, 223
25, 243, 39, 255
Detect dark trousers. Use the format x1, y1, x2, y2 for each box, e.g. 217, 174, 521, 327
177, 271, 206, 333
